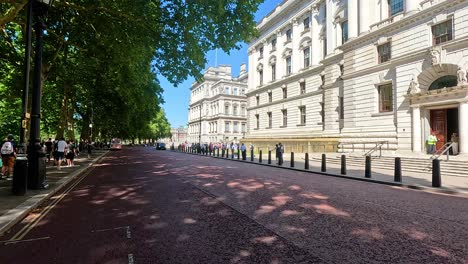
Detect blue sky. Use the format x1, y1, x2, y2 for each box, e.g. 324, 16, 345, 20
160, 0, 283, 128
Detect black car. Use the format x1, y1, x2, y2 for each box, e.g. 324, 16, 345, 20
156, 143, 166, 150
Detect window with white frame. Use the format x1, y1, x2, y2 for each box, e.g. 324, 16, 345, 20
259, 69, 263, 85
268, 91, 272, 103
299, 106, 306, 125
341, 21, 348, 43
378, 83, 393, 112
225, 105, 229, 115
255, 114, 260, 129
378, 42, 391, 63
303, 17, 310, 30
282, 109, 287, 127
271, 63, 276, 81
241, 106, 246, 116
225, 122, 230, 132
233, 122, 239, 133
388, 0, 404, 16
241, 123, 246, 132
225, 87, 230, 94
432, 19, 453, 45
267, 112, 272, 128
303, 47, 310, 68
233, 87, 238, 95
300, 81, 306, 95
286, 56, 292, 75
256, 95, 260, 106
233, 105, 238, 116
286, 29, 292, 41
271, 38, 277, 50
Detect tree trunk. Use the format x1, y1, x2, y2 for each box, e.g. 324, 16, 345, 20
80, 109, 91, 141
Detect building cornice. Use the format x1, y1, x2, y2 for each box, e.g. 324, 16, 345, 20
189, 94, 248, 107
340, 0, 466, 51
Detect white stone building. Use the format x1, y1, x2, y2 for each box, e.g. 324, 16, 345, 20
187, 65, 248, 144
246, 0, 468, 155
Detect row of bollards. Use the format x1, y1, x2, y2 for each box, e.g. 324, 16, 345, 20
178, 147, 442, 188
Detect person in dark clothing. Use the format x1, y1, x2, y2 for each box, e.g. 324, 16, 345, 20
44, 138, 53, 163
277, 142, 284, 166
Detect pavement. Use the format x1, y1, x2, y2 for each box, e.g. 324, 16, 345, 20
0, 147, 466, 263
0, 150, 108, 236
185, 149, 468, 194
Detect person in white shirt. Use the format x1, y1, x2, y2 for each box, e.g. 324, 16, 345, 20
56, 138, 67, 170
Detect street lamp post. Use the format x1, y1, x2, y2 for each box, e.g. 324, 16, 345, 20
28, 0, 54, 190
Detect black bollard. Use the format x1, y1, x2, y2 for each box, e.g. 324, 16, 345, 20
251, 149, 254, 162
365, 155, 371, 178
341, 155, 347, 175
268, 150, 272, 164
394, 157, 402, 182
305, 153, 309, 170
321, 154, 326, 172
290, 152, 294, 167
226, 149, 229, 159
432, 159, 441, 187
259, 150, 263, 163
237, 149, 240, 160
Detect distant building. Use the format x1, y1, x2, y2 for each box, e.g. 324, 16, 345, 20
187, 64, 248, 144
170, 127, 187, 145
246, 0, 468, 155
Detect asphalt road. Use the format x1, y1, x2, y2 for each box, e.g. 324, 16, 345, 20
0, 147, 466, 264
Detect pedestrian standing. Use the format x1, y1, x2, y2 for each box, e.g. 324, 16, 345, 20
66, 140, 76, 167
278, 142, 284, 166
87, 140, 93, 159
56, 137, 67, 170
45, 138, 53, 163
427, 132, 438, 154
275, 144, 279, 164
1, 134, 17, 179
241, 143, 246, 160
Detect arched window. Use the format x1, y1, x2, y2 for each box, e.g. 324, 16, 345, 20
428, 75, 457, 90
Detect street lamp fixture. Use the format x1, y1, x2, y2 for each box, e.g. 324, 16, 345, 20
27, 0, 54, 190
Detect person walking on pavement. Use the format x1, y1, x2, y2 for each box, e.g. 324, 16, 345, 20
241, 143, 247, 160
45, 138, 53, 163
278, 142, 284, 166
1, 134, 17, 179
87, 140, 93, 159
66, 140, 76, 167
56, 137, 67, 170
427, 131, 438, 154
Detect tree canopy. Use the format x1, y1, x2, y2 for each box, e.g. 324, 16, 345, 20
0, 0, 261, 142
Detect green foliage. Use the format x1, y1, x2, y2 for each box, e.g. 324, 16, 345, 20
0, 0, 261, 141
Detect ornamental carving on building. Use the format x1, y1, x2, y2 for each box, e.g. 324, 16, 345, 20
429, 46, 442, 66
457, 67, 467, 86
407, 78, 421, 95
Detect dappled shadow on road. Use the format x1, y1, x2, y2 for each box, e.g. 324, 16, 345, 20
164, 151, 468, 264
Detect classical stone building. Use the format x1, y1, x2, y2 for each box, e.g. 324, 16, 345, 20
246, 0, 468, 155
187, 65, 248, 144
169, 127, 187, 145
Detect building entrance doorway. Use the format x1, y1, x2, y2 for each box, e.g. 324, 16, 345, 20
430, 108, 458, 151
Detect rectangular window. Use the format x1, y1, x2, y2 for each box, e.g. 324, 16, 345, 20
286, 29, 292, 41
378, 42, 391, 63
256, 95, 260, 106
282, 86, 287, 99
268, 92, 272, 103
259, 47, 264, 58
320, 102, 325, 123
300, 82, 306, 95
271, 64, 276, 81
303, 47, 310, 68
339, 97, 344, 119
388, 0, 404, 16
341, 21, 348, 43
241, 123, 246, 132
286, 56, 292, 75
271, 38, 277, 50
259, 70, 263, 86
225, 122, 230, 132
255, 114, 260, 129
240, 88, 245, 95
282, 109, 287, 127
299, 106, 306, 125
267, 112, 272, 128
225, 87, 230, 94
233, 88, 238, 95
234, 122, 239, 133
225, 105, 229, 115
378, 83, 393, 112
233, 106, 238, 116
304, 17, 310, 29
432, 20, 453, 45
241, 106, 246, 116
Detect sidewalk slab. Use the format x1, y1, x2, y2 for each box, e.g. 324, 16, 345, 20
0, 151, 108, 236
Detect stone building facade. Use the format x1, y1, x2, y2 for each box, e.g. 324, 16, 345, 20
246, 0, 468, 155
187, 65, 248, 144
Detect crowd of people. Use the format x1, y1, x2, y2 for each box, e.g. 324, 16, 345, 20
177, 141, 286, 164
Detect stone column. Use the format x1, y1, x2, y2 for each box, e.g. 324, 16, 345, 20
405, 0, 419, 16
326, 0, 335, 55
348, 0, 358, 39
412, 106, 422, 152
311, 5, 320, 65
358, 0, 370, 34
459, 102, 468, 154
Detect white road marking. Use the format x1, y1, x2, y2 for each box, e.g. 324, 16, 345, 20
2, 236, 50, 245
128, 253, 134, 264
126, 226, 131, 239
91, 226, 128, 233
